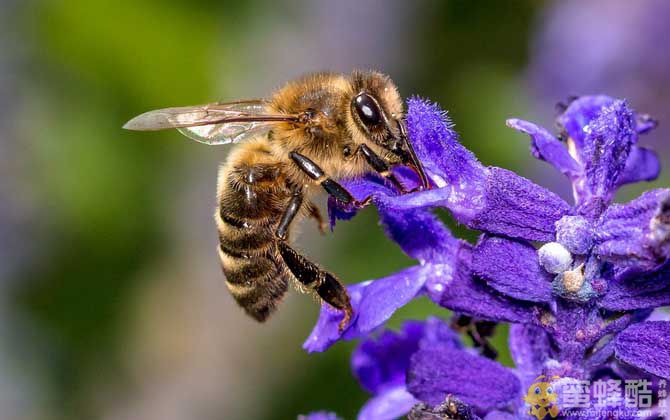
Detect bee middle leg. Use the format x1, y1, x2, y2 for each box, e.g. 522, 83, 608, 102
306, 201, 327, 234
289, 151, 371, 207
274, 190, 352, 330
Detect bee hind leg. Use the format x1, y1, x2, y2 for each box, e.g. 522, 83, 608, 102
276, 240, 352, 331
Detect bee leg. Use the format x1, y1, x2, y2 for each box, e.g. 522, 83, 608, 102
357, 144, 408, 193
276, 188, 303, 240
289, 151, 371, 207
277, 241, 352, 331
306, 201, 327, 235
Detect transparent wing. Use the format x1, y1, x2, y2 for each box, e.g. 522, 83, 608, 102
123, 100, 298, 145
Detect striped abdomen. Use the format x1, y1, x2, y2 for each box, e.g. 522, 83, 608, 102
215, 141, 294, 321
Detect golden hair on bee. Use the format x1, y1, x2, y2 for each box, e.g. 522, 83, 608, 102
123, 70, 429, 331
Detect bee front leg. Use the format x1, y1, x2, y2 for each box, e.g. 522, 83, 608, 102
289, 151, 370, 207
357, 144, 408, 193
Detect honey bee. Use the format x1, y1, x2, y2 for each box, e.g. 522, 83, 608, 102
123, 71, 429, 330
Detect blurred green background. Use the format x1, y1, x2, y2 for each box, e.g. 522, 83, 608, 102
1, 1, 667, 419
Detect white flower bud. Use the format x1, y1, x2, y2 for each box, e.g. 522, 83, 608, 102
538, 242, 573, 274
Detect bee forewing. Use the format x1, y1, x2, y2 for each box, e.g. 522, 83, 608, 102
122, 101, 268, 131
177, 120, 274, 145
123, 100, 298, 145
122, 107, 208, 131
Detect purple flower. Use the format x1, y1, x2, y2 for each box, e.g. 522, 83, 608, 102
304, 96, 669, 419
298, 411, 343, 420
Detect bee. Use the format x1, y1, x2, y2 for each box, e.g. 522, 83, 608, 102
123, 71, 429, 330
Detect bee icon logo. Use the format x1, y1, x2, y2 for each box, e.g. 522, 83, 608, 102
523, 375, 560, 419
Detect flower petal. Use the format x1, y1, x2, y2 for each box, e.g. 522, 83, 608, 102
304, 264, 437, 353
574, 100, 637, 215
509, 323, 552, 383
407, 343, 521, 412
352, 318, 461, 395
618, 146, 661, 186
615, 321, 670, 380
472, 236, 553, 303
594, 189, 670, 277
303, 281, 369, 353
557, 95, 616, 147
506, 118, 581, 179
599, 262, 670, 311
298, 412, 343, 420
558, 95, 657, 147
356, 265, 431, 333
483, 412, 516, 420
352, 322, 424, 394
428, 257, 538, 324
375, 167, 571, 243
406, 97, 487, 197
468, 167, 571, 242
357, 385, 417, 420
327, 174, 392, 229
377, 199, 464, 264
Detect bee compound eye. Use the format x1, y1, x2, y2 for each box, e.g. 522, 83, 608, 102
353, 93, 382, 127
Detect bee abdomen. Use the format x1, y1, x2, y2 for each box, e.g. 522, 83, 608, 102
217, 211, 275, 253
218, 245, 288, 321
216, 150, 293, 321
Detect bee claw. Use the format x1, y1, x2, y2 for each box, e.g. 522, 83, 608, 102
338, 307, 353, 333
353, 196, 372, 208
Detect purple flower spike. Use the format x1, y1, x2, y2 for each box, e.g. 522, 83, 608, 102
407, 343, 521, 412
615, 321, 670, 380
307, 92, 669, 419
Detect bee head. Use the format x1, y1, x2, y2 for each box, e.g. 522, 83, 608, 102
349, 71, 430, 189
349, 71, 403, 150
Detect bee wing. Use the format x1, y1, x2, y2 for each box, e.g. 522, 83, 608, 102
123, 100, 299, 145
